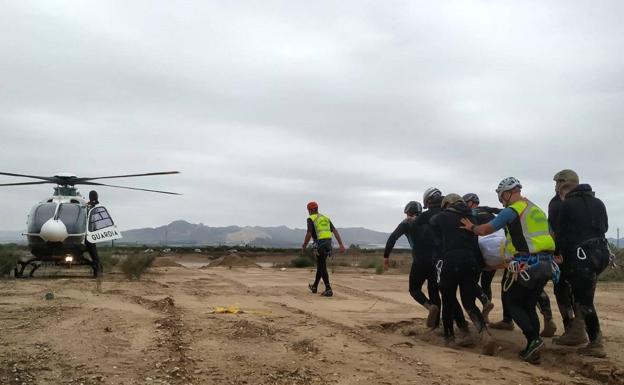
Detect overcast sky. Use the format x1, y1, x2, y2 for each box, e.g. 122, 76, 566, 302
1, 1, 622, 238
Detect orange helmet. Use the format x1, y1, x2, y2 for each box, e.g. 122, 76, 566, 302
307, 201, 319, 210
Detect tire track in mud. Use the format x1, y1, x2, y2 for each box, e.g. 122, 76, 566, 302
324, 278, 624, 385
172, 271, 624, 385
330, 282, 406, 305
167, 274, 336, 385
264, 301, 445, 384
130, 295, 197, 384
173, 273, 434, 383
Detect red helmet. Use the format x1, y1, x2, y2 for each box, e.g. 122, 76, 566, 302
307, 201, 319, 210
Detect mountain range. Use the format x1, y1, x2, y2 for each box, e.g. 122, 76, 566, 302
2, 221, 621, 249
119, 220, 406, 248
0, 221, 408, 248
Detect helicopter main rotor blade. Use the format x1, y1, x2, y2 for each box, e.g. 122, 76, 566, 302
0, 181, 51, 187
0, 172, 54, 181
80, 181, 181, 195
76, 171, 180, 182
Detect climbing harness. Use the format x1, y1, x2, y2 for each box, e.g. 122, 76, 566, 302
503, 253, 559, 292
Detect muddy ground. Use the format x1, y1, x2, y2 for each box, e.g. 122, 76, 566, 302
1, 258, 623, 385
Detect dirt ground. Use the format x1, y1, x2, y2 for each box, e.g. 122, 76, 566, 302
1, 259, 623, 385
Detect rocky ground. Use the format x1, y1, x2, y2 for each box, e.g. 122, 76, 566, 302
1, 261, 623, 385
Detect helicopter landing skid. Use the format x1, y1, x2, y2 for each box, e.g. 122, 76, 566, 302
14, 258, 40, 278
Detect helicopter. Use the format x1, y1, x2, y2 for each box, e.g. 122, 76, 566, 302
0, 171, 180, 277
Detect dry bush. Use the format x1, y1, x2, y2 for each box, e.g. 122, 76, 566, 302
119, 254, 155, 280
291, 338, 319, 354
0, 245, 21, 277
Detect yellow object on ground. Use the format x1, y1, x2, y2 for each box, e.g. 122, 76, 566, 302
214, 305, 242, 314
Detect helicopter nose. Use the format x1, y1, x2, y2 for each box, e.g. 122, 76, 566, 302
40, 219, 69, 242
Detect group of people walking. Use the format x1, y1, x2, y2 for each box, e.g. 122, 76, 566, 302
303, 169, 613, 364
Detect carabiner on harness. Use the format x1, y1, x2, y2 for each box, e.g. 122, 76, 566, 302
577, 247, 588, 261
435, 259, 443, 284
551, 260, 561, 284
607, 243, 618, 268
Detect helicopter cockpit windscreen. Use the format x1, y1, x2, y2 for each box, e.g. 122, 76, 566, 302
58, 204, 87, 234
27, 203, 56, 233
89, 207, 114, 231
27, 203, 88, 234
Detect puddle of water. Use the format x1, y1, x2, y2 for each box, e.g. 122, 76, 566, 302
256, 262, 274, 268
176, 261, 276, 269
177, 261, 210, 268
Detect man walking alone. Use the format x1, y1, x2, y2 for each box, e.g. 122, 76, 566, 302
302, 201, 346, 297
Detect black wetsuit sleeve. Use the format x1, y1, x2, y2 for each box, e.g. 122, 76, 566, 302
384, 222, 408, 259
330, 221, 336, 232
481, 206, 502, 215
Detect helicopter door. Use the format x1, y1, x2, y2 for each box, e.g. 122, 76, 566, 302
86, 206, 123, 243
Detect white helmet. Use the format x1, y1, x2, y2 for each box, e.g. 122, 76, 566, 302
423, 187, 442, 208
495, 177, 522, 200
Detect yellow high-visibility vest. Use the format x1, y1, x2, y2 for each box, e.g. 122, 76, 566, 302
309, 213, 332, 240
504, 199, 555, 257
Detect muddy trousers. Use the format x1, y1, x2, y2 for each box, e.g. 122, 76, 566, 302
501, 269, 553, 322
408, 257, 457, 328
312, 244, 331, 289
408, 257, 441, 308
504, 278, 549, 344
553, 269, 575, 328
567, 243, 610, 342
439, 254, 486, 337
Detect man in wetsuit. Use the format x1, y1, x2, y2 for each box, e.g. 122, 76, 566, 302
383, 201, 440, 327
431, 194, 495, 355
557, 180, 610, 358
302, 201, 346, 297
462, 177, 557, 363
462, 193, 498, 323
85, 190, 101, 278
416, 188, 471, 333
550, 169, 586, 346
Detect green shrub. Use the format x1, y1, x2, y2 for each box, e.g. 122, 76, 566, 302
375, 262, 385, 275
291, 255, 315, 268
598, 265, 624, 282
598, 248, 624, 281
119, 254, 155, 280
358, 256, 379, 269
0, 251, 19, 277
99, 251, 120, 273
0, 246, 21, 277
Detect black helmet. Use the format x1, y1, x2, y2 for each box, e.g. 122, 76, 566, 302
89, 190, 99, 202
423, 187, 442, 209
462, 193, 479, 205
404, 201, 423, 216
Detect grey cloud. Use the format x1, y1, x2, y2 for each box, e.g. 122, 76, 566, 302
0, 1, 622, 237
